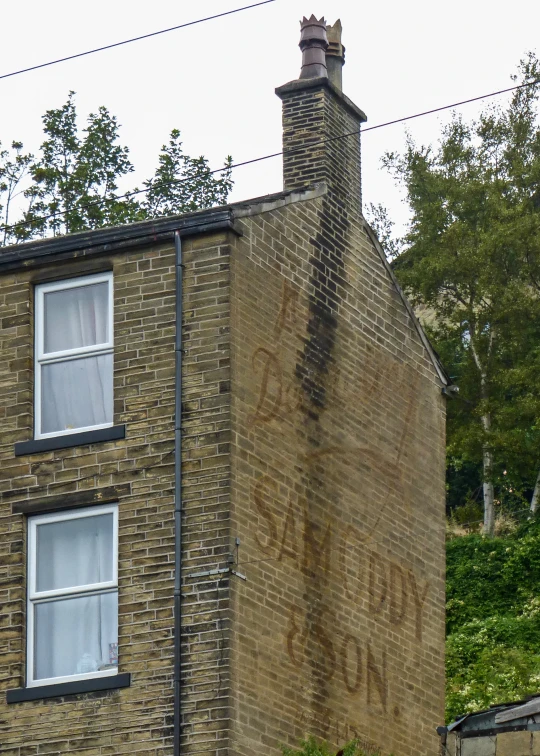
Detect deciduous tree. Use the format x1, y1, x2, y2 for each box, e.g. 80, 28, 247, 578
0, 92, 233, 245
382, 54, 540, 534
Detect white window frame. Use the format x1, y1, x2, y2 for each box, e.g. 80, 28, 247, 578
34, 272, 114, 440
27, 504, 119, 688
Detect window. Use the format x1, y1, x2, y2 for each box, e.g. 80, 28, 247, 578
27, 505, 119, 687
35, 272, 114, 439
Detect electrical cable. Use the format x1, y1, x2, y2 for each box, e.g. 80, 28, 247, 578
0, 1, 276, 81
229, 506, 538, 573
1, 152, 282, 237
362, 80, 540, 134
0, 504, 530, 589
1, 76, 539, 238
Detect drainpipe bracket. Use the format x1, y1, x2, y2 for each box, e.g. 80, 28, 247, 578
187, 566, 247, 581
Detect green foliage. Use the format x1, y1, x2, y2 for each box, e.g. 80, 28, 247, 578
0, 93, 233, 245
0, 140, 34, 245
446, 519, 540, 720
281, 736, 385, 756
364, 202, 402, 260
383, 53, 540, 530
142, 129, 232, 217
18, 92, 138, 239
446, 643, 540, 722
391, 57, 540, 707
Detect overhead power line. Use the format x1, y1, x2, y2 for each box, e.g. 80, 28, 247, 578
0, 0, 276, 81
362, 80, 540, 134
2, 76, 539, 237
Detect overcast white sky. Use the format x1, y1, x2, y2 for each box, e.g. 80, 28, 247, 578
2, 0, 540, 234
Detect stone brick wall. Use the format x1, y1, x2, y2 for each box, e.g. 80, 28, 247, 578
227, 186, 446, 756
0, 245, 178, 755
0, 69, 446, 756
180, 231, 233, 756
0, 232, 234, 756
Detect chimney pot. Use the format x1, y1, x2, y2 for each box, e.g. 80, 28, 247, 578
326, 19, 345, 90
299, 15, 328, 80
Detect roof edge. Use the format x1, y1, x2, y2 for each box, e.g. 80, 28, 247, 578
0, 186, 323, 272
0, 209, 237, 271
363, 219, 450, 387
233, 183, 326, 218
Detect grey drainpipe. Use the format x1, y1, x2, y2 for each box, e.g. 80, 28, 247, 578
173, 230, 183, 755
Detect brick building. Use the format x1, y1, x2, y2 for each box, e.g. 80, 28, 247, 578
439, 696, 540, 755
0, 16, 448, 756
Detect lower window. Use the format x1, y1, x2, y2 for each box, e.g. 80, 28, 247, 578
27, 504, 119, 687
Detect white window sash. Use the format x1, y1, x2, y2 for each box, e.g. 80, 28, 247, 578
35, 273, 113, 360
28, 581, 118, 602
34, 272, 114, 440
37, 344, 113, 364
28, 505, 119, 597
27, 504, 119, 687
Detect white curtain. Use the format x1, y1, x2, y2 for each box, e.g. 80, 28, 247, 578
44, 283, 108, 352
33, 514, 117, 681
41, 282, 112, 434
41, 354, 113, 434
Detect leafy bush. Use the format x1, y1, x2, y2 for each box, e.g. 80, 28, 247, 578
446, 517, 540, 720
282, 736, 386, 756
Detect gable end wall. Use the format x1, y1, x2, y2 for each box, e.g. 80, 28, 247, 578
228, 194, 446, 756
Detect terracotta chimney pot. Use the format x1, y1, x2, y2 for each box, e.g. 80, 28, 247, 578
299, 15, 328, 79
326, 19, 345, 90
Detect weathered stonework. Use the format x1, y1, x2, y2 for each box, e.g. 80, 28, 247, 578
0, 31, 446, 756
226, 191, 445, 756
0, 235, 235, 755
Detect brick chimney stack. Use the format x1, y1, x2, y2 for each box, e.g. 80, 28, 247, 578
275, 15, 367, 215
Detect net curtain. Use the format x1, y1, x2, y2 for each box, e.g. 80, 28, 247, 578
33, 514, 118, 681
41, 282, 113, 435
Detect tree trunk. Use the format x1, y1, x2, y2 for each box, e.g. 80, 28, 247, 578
530, 469, 540, 513
470, 336, 494, 536
482, 434, 495, 536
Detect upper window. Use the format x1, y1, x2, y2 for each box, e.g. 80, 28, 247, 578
34, 272, 113, 439
27, 505, 119, 687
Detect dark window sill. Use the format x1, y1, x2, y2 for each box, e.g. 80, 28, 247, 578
6, 672, 131, 703
14, 425, 126, 456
